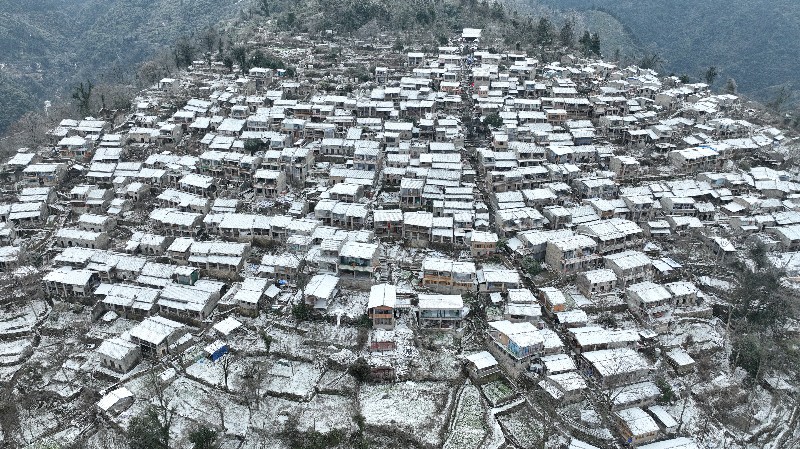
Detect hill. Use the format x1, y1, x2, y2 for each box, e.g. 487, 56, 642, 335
0, 0, 246, 134
529, 0, 800, 105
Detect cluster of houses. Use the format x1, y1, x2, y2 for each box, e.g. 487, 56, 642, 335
3, 23, 798, 449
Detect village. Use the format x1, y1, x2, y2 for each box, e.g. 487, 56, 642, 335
0, 22, 799, 449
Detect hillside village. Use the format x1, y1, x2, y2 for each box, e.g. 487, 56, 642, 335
0, 23, 799, 449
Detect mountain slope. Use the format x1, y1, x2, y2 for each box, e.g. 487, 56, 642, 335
0, 0, 246, 133
529, 0, 800, 103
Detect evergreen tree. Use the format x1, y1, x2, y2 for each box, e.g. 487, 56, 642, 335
188, 425, 218, 449
725, 78, 738, 94
704, 66, 719, 85
536, 17, 554, 47
559, 21, 574, 48
578, 31, 591, 56
590, 32, 601, 56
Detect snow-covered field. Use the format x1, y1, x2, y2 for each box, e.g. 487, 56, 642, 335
360, 380, 452, 447
443, 382, 488, 449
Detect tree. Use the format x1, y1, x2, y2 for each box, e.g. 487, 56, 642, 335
725, 78, 738, 95
260, 331, 274, 353
200, 27, 218, 54
230, 46, 249, 74
768, 86, 791, 113
244, 139, 261, 155
241, 360, 267, 410
483, 113, 503, 128
222, 56, 234, 73
536, 17, 554, 47
590, 32, 601, 57
292, 300, 313, 321
656, 376, 676, 404
704, 66, 718, 86
71, 81, 94, 117
128, 407, 169, 449
219, 353, 234, 391
349, 357, 371, 383
188, 425, 218, 449
257, 0, 270, 16
521, 257, 541, 276
731, 333, 766, 380
559, 21, 574, 48
138, 365, 175, 449
638, 52, 663, 71
578, 31, 592, 56
173, 37, 195, 68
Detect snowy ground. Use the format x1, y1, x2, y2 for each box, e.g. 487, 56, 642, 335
359, 380, 452, 447
443, 382, 488, 449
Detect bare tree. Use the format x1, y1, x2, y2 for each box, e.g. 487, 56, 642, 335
143, 364, 176, 448
219, 352, 234, 392
241, 359, 267, 411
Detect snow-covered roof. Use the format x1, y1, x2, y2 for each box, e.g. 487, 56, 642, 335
465, 351, 497, 370
368, 283, 396, 309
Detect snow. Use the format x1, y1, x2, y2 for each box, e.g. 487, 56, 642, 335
263, 359, 324, 400
444, 382, 488, 449
360, 381, 452, 446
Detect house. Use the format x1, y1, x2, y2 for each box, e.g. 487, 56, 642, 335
253, 169, 287, 198
539, 371, 588, 403
21, 163, 66, 187
417, 294, 464, 329
626, 282, 673, 331
97, 387, 134, 415
126, 232, 173, 256
54, 228, 110, 250
504, 299, 542, 324
577, 269, 617, 297
128, 315, 188, 357
487, 320, 544, 365
304, 274, 340, 309
97, 283, 160, 319
43, 267, 99, 298
149, 208, 204, 236
554, 310, 589, 329
535, 353, 577, 376
609, 381, 662, 411
373, 209, 404, 238
665, 348, 696, 375
233, 277, 269, 317
77, 213, 116, 233
258, 253, 302, 283
604, 251, 652, 287
187, 241, 250, 273
367, 283, 397, 330
614, 407, 660, 445
609, 155, 641, 180
638, 438, 699, 449
568, 326, 640, 353
580, 347, 650, 387
158, 280, 225, 324
337, 241, 379, 285
545, 235, 599, 275
470, 230, 499, 257
421, 257, 477, 294
539, 287, 568, 316
771, 224, 800, 251
96, 337, 141, 373
0, 246, 20, 271
464, 351, 500, 383
664, 281, 699, 307
478, 268, 521, 293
